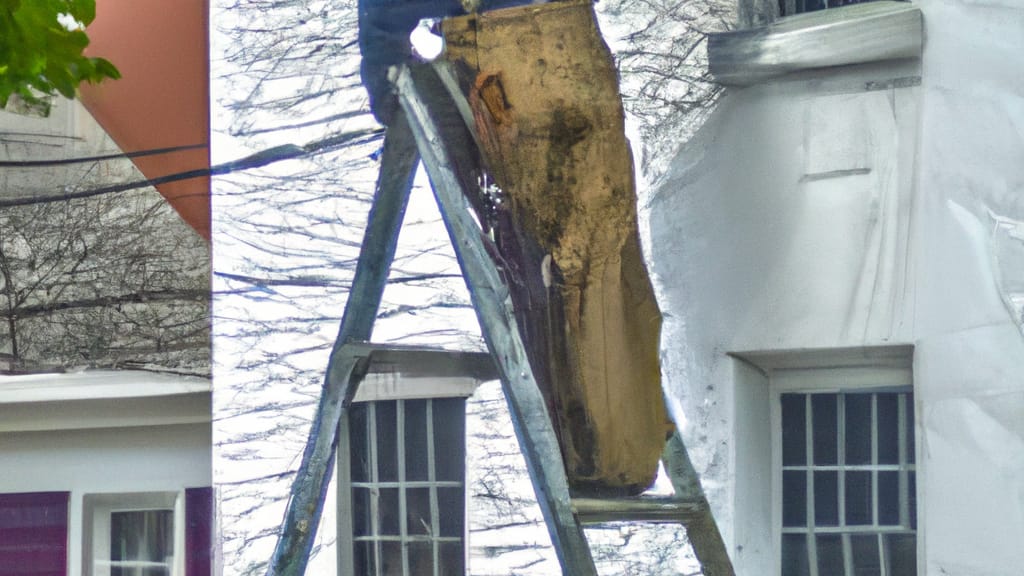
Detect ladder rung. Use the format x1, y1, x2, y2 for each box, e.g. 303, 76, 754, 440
572, 496, 706, 525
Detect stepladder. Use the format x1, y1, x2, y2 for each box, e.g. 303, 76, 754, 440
392, 58, 736, 576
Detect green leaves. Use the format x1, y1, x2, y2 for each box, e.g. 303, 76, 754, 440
0, 0, 120, 115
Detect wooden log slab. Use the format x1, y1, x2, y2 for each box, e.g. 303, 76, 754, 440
442, 0, 671, 495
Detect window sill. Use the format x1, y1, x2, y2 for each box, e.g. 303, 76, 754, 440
709, 2, 922, 86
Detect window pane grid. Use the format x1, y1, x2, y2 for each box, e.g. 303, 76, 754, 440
781, 390, 916, 576
352, 481, 463, 488
784, 0, 889, 16
350, 399, 465, 576
783, 465, 914, 471
354, 536, 462, 542
782, 526, 915, 535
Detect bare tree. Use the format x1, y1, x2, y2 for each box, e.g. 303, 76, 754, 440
0, 105, 210, 375
597, 0, 733, 181
0, 193, 208, 373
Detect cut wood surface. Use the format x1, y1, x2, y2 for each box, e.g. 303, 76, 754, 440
442, 0, 671, 494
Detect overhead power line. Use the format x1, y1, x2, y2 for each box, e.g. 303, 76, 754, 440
0, 127, 385, 208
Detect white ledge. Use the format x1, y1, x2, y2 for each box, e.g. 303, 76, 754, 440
0, 369, 210, 404
709, 2, 922, 86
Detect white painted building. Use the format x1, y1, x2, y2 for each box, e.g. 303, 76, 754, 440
646, 1, 1024, 575
0, 371, 212, 576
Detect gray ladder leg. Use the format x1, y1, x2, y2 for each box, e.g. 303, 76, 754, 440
662, 432, 736, 576
394, 64, 598, 576
266, 109, 419, 576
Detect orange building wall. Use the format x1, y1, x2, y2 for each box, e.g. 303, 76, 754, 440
80, 0, 211, 240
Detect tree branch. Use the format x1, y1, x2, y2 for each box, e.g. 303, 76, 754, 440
7, 289, 209, 319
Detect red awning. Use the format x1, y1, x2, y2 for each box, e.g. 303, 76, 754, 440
80, 0, 211, 240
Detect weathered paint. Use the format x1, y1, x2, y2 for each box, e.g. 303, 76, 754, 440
647, 1, 1024, 574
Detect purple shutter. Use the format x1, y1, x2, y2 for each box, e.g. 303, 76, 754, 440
0, 492, 69, 576
185, 487, 213, 576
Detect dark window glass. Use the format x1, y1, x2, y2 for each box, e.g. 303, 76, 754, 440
379, 488, 400, 535
815, 471, 839, 526
782, 394, 807, 466
437, 488, 465, 537
353, 541, 376, 575
351, 487, 372, 537
406, 487, 432, 536
380, 541, 402, 576
812, 395, 838, 465
877, 471, 899, 525
405, 400, 429, 481
877, 394, 899, 464
433, 398, 466, 482
439, 541, 466, 576
376, 401, 399, 482
111, 567, 169, 576
816, 534, 844, 574
851, 534, 881, 576
409, 541, 433, 574
846, 471, 872, 525
782, 534, 811, 576
886, 534, 917, 575
783, 470, 807, 527
110, 510, 174, 563
349, 404, 370, 482
845, 394, 872, 465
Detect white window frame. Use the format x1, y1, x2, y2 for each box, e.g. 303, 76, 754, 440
769, 363, 916, 576
338, 375, 480, 576
82, 491, 184, 576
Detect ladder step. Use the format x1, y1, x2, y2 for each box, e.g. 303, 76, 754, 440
571, 496, 706, 525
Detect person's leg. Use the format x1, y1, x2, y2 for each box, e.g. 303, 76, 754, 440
359, 0, 547, 124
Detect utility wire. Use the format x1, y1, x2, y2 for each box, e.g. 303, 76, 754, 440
0, 127, 385, 208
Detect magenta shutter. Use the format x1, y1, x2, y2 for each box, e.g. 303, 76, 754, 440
185, 487, 213, 576
0, 492, 69, 576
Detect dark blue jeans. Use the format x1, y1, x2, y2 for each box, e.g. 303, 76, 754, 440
359, 0, 538, 124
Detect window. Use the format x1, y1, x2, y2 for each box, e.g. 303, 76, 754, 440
340, 397, 467, 576
108, 510, 175, 576
774, 372, 917, 576
84, 492, 180, 576
780, 0, 898, 16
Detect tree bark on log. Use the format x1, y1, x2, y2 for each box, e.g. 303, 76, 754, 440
442, 0, 671, 495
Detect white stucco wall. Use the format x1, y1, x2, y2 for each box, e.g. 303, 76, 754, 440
646, 1, 1024, 574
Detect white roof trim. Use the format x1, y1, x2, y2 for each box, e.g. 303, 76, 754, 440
0, 370, 211, 404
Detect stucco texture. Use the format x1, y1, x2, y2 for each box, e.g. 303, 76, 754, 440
645, 0, 1024, 573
